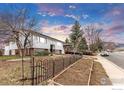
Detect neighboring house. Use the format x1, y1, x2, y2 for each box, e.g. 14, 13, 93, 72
3, 31, 65, 56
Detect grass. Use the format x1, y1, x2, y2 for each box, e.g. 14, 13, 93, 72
0, 54, 79, 85
0, 56, 29, 60
0, 60, 31, 85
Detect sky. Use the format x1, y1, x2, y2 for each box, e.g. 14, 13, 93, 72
0, 3, 124, 44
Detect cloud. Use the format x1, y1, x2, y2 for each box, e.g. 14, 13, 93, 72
40, 25, 72, 41
104, 7, 124, 23
37, 4, 64, 16
113, 10, 121, 16
108, 25, 124, 33
65, 13, 89, 20
99, 22, 124, 43
47, 12, 56, 16
100, 7, 124, 43
38, 20, 49, 27
37, 12, 47, 17
65, 14, 80, 20
82, 14, 89, 19
37, 11, 56, 17
69, 5, 76, 9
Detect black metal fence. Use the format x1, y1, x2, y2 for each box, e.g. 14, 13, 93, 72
28, 55, 81, 85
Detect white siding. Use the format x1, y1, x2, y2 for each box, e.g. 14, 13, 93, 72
4, 42, 17, 55
32, 35, 64, 53
9, 42, 17, 49
11, 49, 15, 55
4, 33, 65, 55
4, 46, 9, 55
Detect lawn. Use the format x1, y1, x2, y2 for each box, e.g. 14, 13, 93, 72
0, 56, 28, 61
0, 54, 78, 85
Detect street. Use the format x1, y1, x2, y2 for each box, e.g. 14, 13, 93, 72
105, 52, 124, 69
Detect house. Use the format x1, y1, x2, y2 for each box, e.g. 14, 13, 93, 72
3, 31, 65, 56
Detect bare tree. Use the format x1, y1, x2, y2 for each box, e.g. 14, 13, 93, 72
83, 24, 103, 52
0, 6, 38, 85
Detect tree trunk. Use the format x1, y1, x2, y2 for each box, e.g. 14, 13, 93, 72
21, 49, 24, 85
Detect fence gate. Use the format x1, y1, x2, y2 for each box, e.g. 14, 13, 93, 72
31, 58, 51, 85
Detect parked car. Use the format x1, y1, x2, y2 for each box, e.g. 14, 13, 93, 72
100, 51, 109, 56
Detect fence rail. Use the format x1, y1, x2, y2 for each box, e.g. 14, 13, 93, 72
28, 55, 82, 85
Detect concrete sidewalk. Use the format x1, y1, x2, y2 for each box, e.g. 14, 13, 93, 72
96, 55, 124, 85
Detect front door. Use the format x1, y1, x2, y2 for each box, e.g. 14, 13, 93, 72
9, 50, 12, 55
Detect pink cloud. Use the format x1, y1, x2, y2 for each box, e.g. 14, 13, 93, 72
39, 25, 72, 41
37, 4, 65, 16
100, 23, 124, 43
101, 7, 124, 43
104, 7, 124, 23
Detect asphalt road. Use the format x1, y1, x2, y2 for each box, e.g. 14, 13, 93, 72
105, 52, 124, 69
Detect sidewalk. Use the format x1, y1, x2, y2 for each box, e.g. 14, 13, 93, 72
96, 55, 124, 85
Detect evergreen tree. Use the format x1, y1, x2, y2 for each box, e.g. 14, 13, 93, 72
69, 21, 82, 49
78, 38, 88, 52
65, 38, 70, 44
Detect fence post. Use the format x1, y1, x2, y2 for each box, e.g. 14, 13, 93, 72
46, 60, 49, 79
41, 61, 43, 82
73, 55, 75, 62
69, 56, 71, 65
38, 62, 40, 84
31, 57, 35, 85
52, 59, 55, 77
35, 62, 38, 85
62, 56, 64, 69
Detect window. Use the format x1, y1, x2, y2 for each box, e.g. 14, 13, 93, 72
40, 37, 45, 43
11, 42, 15, 45
57, 42, 62, 46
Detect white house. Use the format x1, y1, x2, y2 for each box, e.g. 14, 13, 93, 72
4, 31, 65, 56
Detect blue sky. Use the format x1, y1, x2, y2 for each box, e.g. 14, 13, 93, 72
0, 3, 124, 43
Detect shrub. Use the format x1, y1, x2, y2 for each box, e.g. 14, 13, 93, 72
34, 51, 50, 56
83, 50, 93, 55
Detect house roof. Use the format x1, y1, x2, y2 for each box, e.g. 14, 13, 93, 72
30, 31, 65, 43
2, 30, 65, 44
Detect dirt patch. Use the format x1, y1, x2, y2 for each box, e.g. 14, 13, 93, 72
90, 62, 112, 85
53, 58, 112, 85
54, 58, 92, 85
